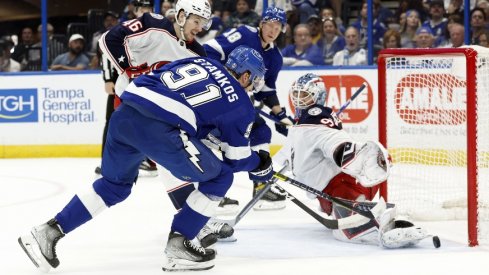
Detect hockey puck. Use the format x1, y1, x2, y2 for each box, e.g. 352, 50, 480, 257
432, 236, 441, 248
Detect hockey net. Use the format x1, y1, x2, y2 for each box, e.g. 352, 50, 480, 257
378, 46, 489, 246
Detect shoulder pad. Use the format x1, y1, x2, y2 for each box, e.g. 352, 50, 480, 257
298, 105, 342, 130
149, 12, 164, 19
243, 25, 258, 33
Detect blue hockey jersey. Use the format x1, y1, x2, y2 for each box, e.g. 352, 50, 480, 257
99, 12, 206, 74
204, 26, 283, 101
122, 56, 259, 172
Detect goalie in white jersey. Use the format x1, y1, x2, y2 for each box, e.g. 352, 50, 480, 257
275, 73, 430, 248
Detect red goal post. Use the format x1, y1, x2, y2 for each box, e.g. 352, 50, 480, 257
377, 46, 489, 247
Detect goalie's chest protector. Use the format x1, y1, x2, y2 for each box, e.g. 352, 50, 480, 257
287, 106, 351, 194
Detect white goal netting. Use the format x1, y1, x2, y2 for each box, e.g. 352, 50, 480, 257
379, 46, 489, 245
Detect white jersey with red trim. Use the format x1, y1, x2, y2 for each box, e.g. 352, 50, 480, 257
274, 105, 350, 194
98, 12, 206, 94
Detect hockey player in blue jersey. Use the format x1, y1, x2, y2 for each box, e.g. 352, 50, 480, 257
18, 46, 272, 272
99, 0, 241, 243
204, 6, 294, 210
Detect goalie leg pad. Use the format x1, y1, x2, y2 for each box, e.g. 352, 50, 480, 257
331, 202, 395, 246
339, 141, 391, 187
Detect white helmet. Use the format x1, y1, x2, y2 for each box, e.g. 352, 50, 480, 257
289, 73, 327, 111
175, 0, 212, 30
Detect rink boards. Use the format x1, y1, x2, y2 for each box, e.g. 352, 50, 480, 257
0, 67, 379, 157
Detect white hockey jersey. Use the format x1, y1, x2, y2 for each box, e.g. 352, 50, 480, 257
274, 105, 352, 195
98, 12, 206, 94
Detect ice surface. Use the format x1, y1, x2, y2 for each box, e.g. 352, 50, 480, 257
1, 158, 488, 275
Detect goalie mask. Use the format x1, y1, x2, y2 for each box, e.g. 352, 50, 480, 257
289, 73, 327, 118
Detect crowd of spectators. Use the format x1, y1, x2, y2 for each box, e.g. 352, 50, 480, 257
3, 0, 489, 72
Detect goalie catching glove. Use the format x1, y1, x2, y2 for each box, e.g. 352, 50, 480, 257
248, 150, 273, 182
334, 141, 391, 187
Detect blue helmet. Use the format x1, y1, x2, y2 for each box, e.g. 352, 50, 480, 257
262, 6, 287, 33
226, 46, 266, 92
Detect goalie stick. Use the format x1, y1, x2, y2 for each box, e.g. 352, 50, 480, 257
258, 82, 368, 125
273, 172, 386, 221
274, 181, 441, 248
272, 182, 381, 229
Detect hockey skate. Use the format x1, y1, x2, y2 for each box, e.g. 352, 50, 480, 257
215, 196, 239, 216
253, 181, 287, 211
197, 221, 236, 247
138, 158, 158, 177
163, 232, 216, 272
94, 165, 102, 175
18, 218, 65, 273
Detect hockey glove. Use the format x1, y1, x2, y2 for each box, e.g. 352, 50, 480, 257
124, 62, 151, 79
248, 150, 273, 182
271, 107, 294, 136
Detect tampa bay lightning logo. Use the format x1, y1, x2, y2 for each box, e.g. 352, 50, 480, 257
307, 107, 322, 116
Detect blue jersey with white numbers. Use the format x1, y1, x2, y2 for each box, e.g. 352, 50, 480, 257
204, 26, 283, 101
121, 56, 259, 172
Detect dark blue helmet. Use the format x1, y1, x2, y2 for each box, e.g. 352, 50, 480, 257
226, 46, 266, 92
132, 0, 153, 7
262, 6, 287, 32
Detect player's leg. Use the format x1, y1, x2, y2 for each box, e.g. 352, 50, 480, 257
250, 116, 286, 210
318, 173, 428, 248
138, 157, 158, 177
316, 173, 379, 244
95, 94, 115, 175
144, 130, 234, 271
317, 173, 379, 215
159, 132, 238, 216
157, 164, 234, 247
19, 104, 145, 272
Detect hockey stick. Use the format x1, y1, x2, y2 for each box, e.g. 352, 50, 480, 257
335, 82, 368, 115
258, 82, 368, 125
273, 172, 386, 221
222, 181, 272, 227
214, 166, 286, 227
272, 182, 374, 229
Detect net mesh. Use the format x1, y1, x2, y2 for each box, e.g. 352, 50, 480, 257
381, 46, 489, 245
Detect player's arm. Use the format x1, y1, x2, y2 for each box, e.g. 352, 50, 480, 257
217, 115, 273, 182
331, 140, 391, 187
309, 106, 390, 187
316, 107, 390, 187
217, 119, 259, 172
204, 27, 247, 63
98, 20, 140, 74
